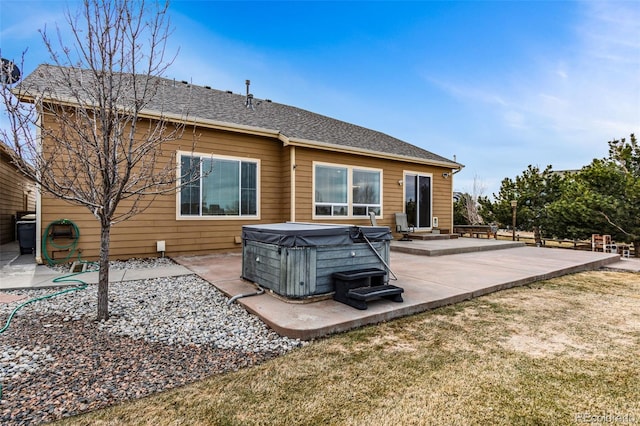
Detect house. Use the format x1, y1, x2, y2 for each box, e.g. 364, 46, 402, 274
17, 64, 462, 261
0, 142, 36, 244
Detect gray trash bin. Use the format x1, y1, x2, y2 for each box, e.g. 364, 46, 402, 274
16, 220, 36, 254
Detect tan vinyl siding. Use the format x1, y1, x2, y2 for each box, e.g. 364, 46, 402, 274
432, 174, 454, 231
0, 147, 36, 244
40, 126, 285, 260
39, 115, 454, 260
291, 147, 453, 234
281, 146, 292, 221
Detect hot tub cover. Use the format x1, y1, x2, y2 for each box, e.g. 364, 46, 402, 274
242, 223, 392, 247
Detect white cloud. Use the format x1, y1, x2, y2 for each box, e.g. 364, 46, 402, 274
425, 76, 508, 107
431, 1, 639, 162
0, 5, 65, 40
433, 2, 639, 198
579, 1, 640, 63
502, 110, 528, 130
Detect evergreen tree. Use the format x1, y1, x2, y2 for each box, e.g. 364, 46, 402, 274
479, 165, 564, 243
549, 134, 639, 255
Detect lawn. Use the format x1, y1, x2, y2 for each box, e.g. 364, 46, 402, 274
55, 270, 639, 425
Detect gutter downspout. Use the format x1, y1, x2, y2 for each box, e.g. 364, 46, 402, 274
450, 160, 464, 235
290, 146, 296, 222
35, 112, 43, 264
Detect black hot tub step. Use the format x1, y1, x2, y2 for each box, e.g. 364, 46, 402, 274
332, 268, 403, 309
347, 284, 404, 302
332, 268, 387, 280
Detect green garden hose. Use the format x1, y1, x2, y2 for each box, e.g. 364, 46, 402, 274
0, 276, 89, 334
1, 219, 94, 335
42, 219, 82, 265
0, 271, 94, 399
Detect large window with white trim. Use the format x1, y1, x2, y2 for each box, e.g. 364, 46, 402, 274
314, 163, 381, 217
179, 153, 258, 218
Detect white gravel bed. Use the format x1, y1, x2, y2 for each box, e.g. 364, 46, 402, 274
1, 259, 303, 383
46, 256, 177, 273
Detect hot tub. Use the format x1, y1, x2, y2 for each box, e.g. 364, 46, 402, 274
242, 223, 392, 299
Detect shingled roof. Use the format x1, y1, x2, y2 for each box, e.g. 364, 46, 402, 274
17, 64, 461, 168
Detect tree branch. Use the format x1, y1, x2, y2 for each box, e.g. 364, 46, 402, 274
597, 210, 632, 237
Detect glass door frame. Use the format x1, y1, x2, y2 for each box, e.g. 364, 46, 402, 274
403, 171, 433, 230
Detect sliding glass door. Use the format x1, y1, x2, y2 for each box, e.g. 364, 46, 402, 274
404, 173, 432, 229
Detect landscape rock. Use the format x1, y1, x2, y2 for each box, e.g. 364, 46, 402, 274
0, 259, 302, 425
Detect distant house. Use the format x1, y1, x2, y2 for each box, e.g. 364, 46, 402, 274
550, 169, 581, 177
0, 142, 36, 244
17, 64, 462, 261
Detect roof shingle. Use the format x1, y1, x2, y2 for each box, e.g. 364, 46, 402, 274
18, 64, 461, 167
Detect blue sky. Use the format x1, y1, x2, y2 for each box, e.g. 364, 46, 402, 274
1, 0, 639, 197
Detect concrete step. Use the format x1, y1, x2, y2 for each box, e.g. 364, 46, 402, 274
407, 232, 458, 241
391, 238, 526, 256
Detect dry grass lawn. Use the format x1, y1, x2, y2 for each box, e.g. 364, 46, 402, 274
55, 271, 639, 425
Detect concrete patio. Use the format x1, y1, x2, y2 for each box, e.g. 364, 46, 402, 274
174, 240, 632, 340
2, 238, 637, 340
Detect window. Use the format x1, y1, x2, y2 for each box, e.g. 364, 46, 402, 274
314, 165, 348, 216
179, 153, 258, 218
314, 163, 381, 217
352, 169, 381, 216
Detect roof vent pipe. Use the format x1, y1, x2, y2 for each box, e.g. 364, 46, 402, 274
245, 79, 254, 109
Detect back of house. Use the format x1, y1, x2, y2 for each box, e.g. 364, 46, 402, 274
16, 64, 462, 261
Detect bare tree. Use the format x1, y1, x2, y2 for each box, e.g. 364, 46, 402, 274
0, 0, 195, 320
461, 175, 486, 225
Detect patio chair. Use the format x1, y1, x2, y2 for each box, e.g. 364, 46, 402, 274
395, 213, 414, 241
369, 211, 377, 226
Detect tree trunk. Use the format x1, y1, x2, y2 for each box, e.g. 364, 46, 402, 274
97, 222, 111, 321
634, 241, 640, 258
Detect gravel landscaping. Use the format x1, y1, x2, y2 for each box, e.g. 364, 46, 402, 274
0, 259, 303, 425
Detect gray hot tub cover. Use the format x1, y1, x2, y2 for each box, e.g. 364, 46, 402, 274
242, 223, 392, 247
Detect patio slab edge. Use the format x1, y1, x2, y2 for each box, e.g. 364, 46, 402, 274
243, 292, 476, 340
227, 252, 623, 340
391, 240, 526, 256
468, 253, 622, 299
